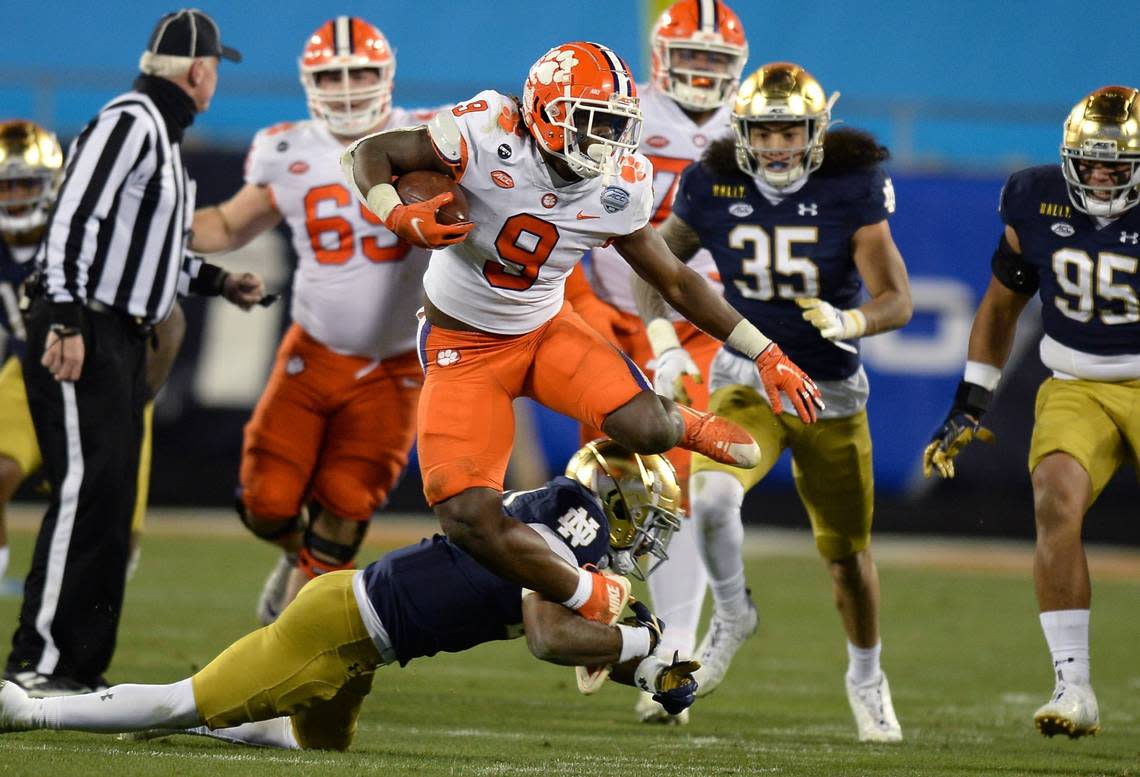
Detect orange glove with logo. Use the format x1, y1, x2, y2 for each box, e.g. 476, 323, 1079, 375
383, 192, 474, 249
754, 343, 824, 424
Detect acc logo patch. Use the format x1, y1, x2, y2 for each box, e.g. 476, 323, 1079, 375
498, 143, 513, 159
541, 193, 558, 209
1051, 222, 1075, 237
645, 135, 670, 149
285, 355, 305, 375
601, 186, 630, 214
728, 202, 754, 218
288, 161, 309, 175
491, 170, 514, 189
436, 349, 461, 367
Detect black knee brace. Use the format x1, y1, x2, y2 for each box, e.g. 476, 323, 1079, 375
235, 493, 303, 542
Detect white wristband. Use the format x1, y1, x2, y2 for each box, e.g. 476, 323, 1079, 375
633, 654, 668, 693
964, 360, 1002, 390
646, 318, 682, 358
364, 183, 402, 222
725, 319, 773, 359
617, 624, 652, 664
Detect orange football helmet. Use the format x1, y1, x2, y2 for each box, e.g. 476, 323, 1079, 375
0, 119, 63, 237
299, 16, 395, 137
651, 0, 748, 112
522, 42, 643, 179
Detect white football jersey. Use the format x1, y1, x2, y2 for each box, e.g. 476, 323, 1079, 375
422, 91, 654, 335
245, 109, 434, 361
586, 84, 728, 318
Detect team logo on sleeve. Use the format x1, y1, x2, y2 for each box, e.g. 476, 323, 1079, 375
556, 507, 600, 547
286, 356, 305, 375
601, 186, 630, 213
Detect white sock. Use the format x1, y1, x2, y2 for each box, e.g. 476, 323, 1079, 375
561, 567, 592, 611
690, 471, 749, 618
1040, 609, 1091, 686
846, 641, 882, 685
185, 717, 301, 749
0, 545, 8, 579
647, 513, 708, 658
35, 679, 201, 733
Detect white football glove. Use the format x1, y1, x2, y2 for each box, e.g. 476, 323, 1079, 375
645, 318, 701, 403
796, 297, 866, 341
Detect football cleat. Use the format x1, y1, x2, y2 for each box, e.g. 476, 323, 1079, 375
256, 552, 297, 626
4, 670, 94, 699
574, 570, 632, 694
846, 673, 903, 743
0, 679, 33, 732
575, 568, 631, 626
676, 405, 760, 469
634, 689, 690, 725
1034, 682, 1100, 739
692, 599, 758, 696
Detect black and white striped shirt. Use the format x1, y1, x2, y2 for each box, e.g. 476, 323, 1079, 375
40, 75, 217, 326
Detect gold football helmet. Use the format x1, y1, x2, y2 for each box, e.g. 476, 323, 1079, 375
1061, 86, 1140, 217
731, 62, 839, 188
564, 439, 682, 580
0, 120, 63, 239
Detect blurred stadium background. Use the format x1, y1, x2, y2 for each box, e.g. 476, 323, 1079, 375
3, 0, 1139, 544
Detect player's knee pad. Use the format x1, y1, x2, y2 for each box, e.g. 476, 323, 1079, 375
296, 519, 367, 580
235, 490, 303, 542
689, 471, 745, 531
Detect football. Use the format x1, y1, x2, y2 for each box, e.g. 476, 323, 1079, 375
395, 170, 470, 225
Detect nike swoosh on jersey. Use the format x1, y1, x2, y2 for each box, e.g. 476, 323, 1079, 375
576, 211, 600, 220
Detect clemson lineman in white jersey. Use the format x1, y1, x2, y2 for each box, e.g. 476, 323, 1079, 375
561, 0, 748, 724
343, 41, 823, 640
191, 17, 438, 622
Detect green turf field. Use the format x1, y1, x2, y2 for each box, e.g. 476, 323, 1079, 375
0, 522, 1136, 777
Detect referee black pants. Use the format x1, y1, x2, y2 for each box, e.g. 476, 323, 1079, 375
7, 300, 147, 685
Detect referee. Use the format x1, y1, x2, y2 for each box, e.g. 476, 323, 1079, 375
5, 9, 264, 696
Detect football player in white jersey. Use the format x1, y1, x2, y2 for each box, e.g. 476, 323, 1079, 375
561, 0, 748, 724
191, 17, 439, 623
342, 41, 824, 642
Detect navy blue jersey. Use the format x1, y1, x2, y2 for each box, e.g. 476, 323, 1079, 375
360, 476, 610, 666
1000, 165, 1140, 355
0, 238, 36, 361
673, 161, 892, 380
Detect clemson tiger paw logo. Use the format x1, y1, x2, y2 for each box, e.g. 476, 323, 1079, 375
436, 349, 461, 367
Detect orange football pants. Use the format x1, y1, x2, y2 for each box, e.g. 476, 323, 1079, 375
241, 324, 423, 522
416, 303, 651, 505
575, 308, 719, 489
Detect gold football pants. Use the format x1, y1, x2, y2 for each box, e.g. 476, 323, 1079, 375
692, 384, 874, 560
192, 571, 382, 751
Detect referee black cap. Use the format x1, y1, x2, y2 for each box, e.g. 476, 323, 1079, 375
146, 9, 241, 63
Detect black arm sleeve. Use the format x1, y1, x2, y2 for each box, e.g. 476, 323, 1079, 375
990, 233, 1039, 295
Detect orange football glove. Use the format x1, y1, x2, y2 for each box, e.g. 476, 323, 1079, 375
754, 343, 825, 424
383, 192, 474, 249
